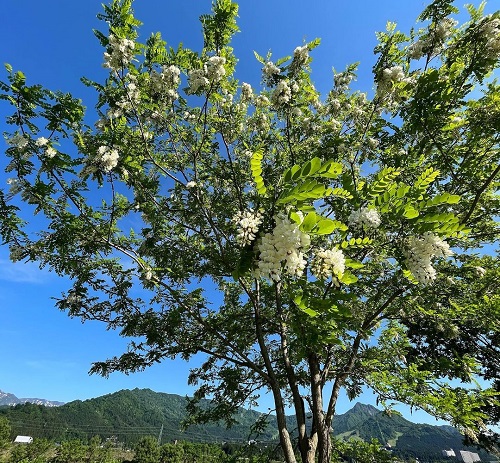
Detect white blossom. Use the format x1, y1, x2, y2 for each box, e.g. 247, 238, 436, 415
241, 82, 253, 101
233, 209, 263, 246
348, 207, 381, 230
474, 266, 486, 277
6, 134, 28, 149
254, 214, 310, 282
293, 45, 309, 65
186, 181, 197, 189
263, 61, 280, 78
408, 18, 457, 60
206, 56, 226, 82
97, 145, 119, 172
255, 95, 270, 107
480, 16, 500, 59
103, 35, 135, 70
45, 147, 57, 158
271, 80, 292, 107
311, 247, 346, 281
405, 232, 453, 284
188, 68, 209, 94
377, 65, 406, 97
35, 137, 49, 147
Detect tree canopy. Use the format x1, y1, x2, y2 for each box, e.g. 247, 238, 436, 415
1, 0, 499, 462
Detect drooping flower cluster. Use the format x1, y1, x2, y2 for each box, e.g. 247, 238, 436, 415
310, 247, 346, 281
376, 65, 412, 100
255, 95, 270, 107
35, 137, 49, 147
206, 56, 226, 81
45, 147, 57, 158
6, 133, 28, 150
150, 65, 181, 104
233, 209, 263, 246
271, 80, 292, 107
188, 69, 209, 93
103, 35, 135, 71
293, 45, 309, 66
405, 232, 453, 284
187, 56, 226, 94
254, 214, 310, 281
241, 82, 253, 102
263, 61, 280, 78
97, 146, 119, 172
479, 16, 500, 59
348, 207, 381, 230
407, 18, 457, 60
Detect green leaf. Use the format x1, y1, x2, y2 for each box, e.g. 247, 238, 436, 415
339, 271, 358, 285
250, 149, 267, 195
314, 219, 347, 235
301, 212, 318, 232
345, 258, 364, 269
403, 204, 419, 219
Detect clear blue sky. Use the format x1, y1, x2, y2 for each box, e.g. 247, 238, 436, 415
0, 0, 496, 426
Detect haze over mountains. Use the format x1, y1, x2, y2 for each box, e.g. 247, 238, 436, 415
0, 388, 490, 461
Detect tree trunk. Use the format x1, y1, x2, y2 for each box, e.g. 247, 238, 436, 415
308, 353, 332, 463
272, 388, 298, 463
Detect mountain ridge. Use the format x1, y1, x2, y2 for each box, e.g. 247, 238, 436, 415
0, 389, 64, 408
0, 388, 490, 461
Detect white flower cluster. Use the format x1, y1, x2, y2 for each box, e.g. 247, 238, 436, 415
241, 82, 253, 102
7, 134, 28, 150
103, 35, 135, 71
186, 181, 197, 189
233, 209, 263, 246
293, 45, 309, 65
150, 65, 181, 103
187, 56, 225, 94
188, 69, 209, 93
254, 214, 310, 281
310, 247, 346, 281
206, 56, 226, 81
348, 207, 381, 230
255, 95, 270, 107
97, 146, 119, 172
263, 61, 281, 78
408, 18, 457, 60
405, 232, 453, 284
45, 147, 57, 158
334, 72, 354, 93
480, 16, 500, 59
35, 137, 48, 147
377, 65, 411, 99
271, 80, 292, 107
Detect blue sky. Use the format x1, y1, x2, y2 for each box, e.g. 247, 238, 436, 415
0, 0, 497, 426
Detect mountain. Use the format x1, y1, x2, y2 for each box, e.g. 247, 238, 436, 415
0, 388, 277, 445
0, 389, 64, 407
0, 388, 491, 461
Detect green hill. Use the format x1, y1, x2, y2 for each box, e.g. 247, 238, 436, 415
0, 388, 276, 445
0, 388, 491, 461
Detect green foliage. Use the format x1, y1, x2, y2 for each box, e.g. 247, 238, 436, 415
0, 416, 10, 448
134, 436, 160, 463
1, 0, 499, 462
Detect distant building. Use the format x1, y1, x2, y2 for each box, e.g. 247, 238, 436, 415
442, 449, 456, 457
13, 436, 33, 444
458, 450, 481, 462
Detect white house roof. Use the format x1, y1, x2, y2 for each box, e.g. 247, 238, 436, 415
14, 435, 33, 444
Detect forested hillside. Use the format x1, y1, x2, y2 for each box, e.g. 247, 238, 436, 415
0, 389, 492, 461
0, 389, 276, 445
